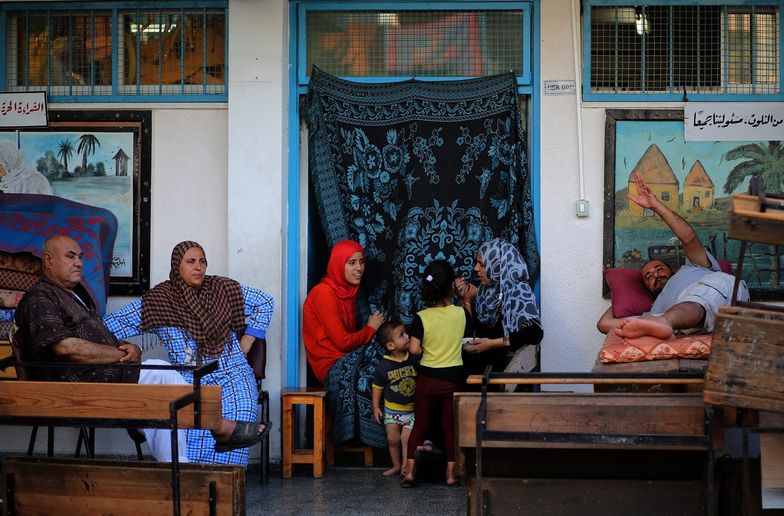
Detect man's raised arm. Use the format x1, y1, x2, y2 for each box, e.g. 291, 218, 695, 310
627, 172, 710, 267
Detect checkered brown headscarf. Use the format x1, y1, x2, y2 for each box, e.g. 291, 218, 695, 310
140, 241, 246, 357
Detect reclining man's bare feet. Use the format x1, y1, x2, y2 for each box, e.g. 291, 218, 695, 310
614, 317, 674, 340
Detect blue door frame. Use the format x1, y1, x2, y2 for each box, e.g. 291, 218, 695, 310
284, 1, 542, 387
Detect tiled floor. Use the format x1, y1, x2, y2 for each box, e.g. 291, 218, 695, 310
245, 466, 466, 516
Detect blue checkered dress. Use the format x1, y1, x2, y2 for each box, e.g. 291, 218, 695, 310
104, 285, 274, 466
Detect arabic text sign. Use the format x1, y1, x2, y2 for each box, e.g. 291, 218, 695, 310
0, 92, 48, 128
684, 103, 784, 141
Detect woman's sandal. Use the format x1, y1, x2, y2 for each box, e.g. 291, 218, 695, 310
214, 420, 272, 453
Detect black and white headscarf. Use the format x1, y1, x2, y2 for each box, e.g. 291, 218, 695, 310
475, 238, 540, 334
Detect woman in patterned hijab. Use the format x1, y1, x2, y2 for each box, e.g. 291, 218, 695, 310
462, 238, 543, 374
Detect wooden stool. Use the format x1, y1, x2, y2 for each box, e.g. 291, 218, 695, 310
281, 388, 326, 479
325, 413, 374, 467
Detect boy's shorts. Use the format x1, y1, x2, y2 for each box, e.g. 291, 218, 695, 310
384, 408, 414, 430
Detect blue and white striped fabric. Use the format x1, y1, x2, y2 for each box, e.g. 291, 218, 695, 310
104, 285, 274, 466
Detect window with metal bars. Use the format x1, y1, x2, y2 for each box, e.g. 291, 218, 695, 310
2, 2, 227, 102
299, 4, 531, 86
585, 2, 782, 100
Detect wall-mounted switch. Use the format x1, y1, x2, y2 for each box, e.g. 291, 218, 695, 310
576, 199, 589, 217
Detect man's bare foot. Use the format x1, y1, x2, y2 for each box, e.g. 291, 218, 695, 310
382, 467, 401, 477
614, 317, 674, 340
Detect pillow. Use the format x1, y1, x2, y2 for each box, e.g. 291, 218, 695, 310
604, 268, 654, 318
599, 332, 712, 363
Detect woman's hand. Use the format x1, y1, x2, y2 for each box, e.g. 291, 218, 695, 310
454, 277, 477, 300
367, 310, 385, 330
463, 338, 499, 354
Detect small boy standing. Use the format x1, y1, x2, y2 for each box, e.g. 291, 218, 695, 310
372, 320, 419, 477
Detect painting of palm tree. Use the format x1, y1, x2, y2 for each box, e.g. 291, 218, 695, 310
723, 140, 784, 289
1, 126, 136, 283
723, 141, 784, 195
57, 139, 74, 176
76, 134, 101, 175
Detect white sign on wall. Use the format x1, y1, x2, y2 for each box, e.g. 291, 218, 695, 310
543, 80, 576, 95
0, 92, 48, 128
684, 103, 784, 141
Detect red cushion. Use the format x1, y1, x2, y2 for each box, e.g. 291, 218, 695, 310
717, 259, 732, 274
604, 268, 654, 318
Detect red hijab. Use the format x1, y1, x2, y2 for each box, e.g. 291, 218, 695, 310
321, 240, 364, 330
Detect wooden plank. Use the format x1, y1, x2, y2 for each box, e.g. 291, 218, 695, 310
591, 357, 707, 374
466, 477, 705, 516
704, 306, 784, 413
0, 343, 14, 379
455, 393, 707, 450
2, 456, 245, 516
728, 194, 784, 245
465, 375, 704, 385
0, 382, 222, 429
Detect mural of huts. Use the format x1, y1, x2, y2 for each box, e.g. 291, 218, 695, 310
112, 148, 129, 177
683, 160, 715, 211
627, 144, 679, 216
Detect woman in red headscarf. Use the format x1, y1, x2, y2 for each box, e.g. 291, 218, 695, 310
303, 240, 386, 446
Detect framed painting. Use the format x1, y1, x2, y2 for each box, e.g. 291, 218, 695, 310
604, 109, 783, 301
0, 110, 151, 295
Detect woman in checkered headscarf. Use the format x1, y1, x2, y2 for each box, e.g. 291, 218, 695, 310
104, 240, 275, 466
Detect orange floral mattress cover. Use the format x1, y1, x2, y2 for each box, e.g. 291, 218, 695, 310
599, 332, 712, 364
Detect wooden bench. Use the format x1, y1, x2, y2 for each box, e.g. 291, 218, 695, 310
3, 456, 244, 516
457, 371, 716, 516
0, 362, 240, 516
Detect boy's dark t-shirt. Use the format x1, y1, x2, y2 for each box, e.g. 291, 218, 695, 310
372, 352, 419, 412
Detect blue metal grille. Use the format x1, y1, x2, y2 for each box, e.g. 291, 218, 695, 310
3, 3, 227, 102
588, 3, 781, 99
304, 9, 525, 80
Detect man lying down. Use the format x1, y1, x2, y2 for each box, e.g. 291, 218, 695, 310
597, 173, 749, 340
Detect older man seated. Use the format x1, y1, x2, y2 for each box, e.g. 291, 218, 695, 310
14, 234, 264, 461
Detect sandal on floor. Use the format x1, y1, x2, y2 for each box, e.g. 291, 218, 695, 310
214, 420, 270, 453
400, 478, 416, 488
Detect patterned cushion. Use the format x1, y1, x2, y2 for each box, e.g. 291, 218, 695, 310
0, 268, 38, 291
0, 321, 12, 340
0, 289, 25, 308
0, 251, 42, 274
599, 332, 712, 363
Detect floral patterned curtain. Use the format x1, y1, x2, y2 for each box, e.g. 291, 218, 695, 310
306, 67, 538, 324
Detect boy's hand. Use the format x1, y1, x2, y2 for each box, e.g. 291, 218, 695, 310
373, 406, 383, 424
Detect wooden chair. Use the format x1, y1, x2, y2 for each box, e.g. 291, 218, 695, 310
9, 325, 90, 457
10, 325, 142, 459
